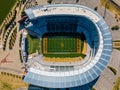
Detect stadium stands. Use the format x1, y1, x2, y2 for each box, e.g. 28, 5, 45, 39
23, 4, 112, 90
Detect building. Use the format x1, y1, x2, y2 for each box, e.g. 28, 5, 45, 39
22, 4, 112, 90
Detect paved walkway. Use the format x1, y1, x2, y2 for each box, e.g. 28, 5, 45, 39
94, 49, 120, 90
36, 0, 48, 5
0, 4, 25, 75
0, 0, 48, 86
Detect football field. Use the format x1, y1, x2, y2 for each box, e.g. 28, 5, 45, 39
42, 36, 83, 57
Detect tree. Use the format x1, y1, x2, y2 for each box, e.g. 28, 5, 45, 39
1, 72, 3, 75
21, 11, 26, 17
47, 0, 53, 4
7, 73, 10, 76
94, 6, 98, 11
111, 25, 119, 30
76, 0, 79, 3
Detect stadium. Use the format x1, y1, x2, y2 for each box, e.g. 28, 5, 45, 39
21, 4, 112, 90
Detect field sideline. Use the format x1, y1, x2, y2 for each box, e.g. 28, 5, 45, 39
0, 0, 17, 25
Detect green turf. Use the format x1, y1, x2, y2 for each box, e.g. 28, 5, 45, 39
0, 0, 17, 25
81, 40, 84, 52
43, 53, 86, 58
42, 36, 85, 58
113, 76, 120, 90
47, 37, 77, 53
27, 35, 40, 54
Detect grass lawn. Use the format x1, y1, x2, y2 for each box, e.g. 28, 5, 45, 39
0, 73, 28, 90
113, 77, 120, 90
115, 48, 120, 51
113, 41, 120, 51
107, 66, 117, 75
100, 0, 120, 17
27, 35, 40, 54
0, 0, 17, 25
9, 27, 17, 49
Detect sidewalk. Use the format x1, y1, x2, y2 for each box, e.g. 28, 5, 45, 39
0, 3, 26, 75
